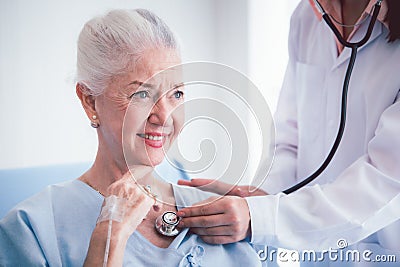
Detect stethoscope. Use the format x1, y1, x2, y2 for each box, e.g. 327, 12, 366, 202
283, 0, 383, 194
155, 211, 181, 236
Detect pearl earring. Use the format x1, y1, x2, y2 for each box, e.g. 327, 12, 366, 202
91, 115, 99, 128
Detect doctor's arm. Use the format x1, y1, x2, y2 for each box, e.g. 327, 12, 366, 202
247, 97, 400, 249
179, 96, 400, 249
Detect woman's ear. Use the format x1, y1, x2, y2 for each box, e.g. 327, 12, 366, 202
76, 83, 97, 121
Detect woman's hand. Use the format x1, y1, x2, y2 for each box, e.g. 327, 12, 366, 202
84, 166, 155, 266
177, 178, 267, 197
104, 167, 157, 237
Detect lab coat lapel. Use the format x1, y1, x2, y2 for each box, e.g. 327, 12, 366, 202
331, 17, 383, 71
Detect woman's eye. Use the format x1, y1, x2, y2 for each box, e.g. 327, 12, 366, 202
173, 90, 184, 99
130, 90, 149, 99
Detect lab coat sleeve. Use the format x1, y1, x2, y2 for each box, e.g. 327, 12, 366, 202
246, 96, 400, 250
258, 6, 300, 195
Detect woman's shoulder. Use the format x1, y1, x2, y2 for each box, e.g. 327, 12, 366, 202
0, 180, 75, 265
2, 180, 90, 218
0, 180, 97, 237
0, 180, 102, 265
2, 180, 71, 216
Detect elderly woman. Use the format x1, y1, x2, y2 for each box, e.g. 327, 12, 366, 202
0, 9, 260, 266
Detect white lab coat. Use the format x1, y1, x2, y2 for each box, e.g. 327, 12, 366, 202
246, 0, 400, 265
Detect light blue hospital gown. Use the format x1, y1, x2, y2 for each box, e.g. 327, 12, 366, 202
0, 180, 262, 266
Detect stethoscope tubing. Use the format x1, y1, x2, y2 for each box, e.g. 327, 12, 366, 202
283, 1, 382, 194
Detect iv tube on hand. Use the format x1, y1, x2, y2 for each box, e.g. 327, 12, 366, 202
97, 195, 128, 267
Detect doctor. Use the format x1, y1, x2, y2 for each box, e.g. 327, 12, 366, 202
177, 0, 400, 264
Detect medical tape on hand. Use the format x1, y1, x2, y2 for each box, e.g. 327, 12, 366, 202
97, 195, 128, 223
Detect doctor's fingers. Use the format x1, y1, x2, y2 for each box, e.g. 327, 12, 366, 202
201, 235, 246, 245
177, 179, 254, 197
176, 196, 227, 218
178, 179, 267, 197
191, 214, 251, 244
189, 224, 245, 236
177, 195, 249, 219
184, 211, 250, 241
179, 213, 228, 229
178, 179, 234, 195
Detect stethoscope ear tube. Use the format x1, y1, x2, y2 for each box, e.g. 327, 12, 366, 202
282, 2, 382, 194
322, 1, 381, 48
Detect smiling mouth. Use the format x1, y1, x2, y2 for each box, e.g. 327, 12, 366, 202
137, 133, 168, 148
137, 133, 164, 141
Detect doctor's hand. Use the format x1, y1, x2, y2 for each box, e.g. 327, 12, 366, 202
177, 196, 251, 244
178, 178, 267, 197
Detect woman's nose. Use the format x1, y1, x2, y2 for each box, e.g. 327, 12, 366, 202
148, 97, 173, 126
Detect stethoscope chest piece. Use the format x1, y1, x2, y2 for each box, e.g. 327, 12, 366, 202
155, 211, 181, 236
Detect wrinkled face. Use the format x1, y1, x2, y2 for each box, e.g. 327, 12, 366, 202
95, 48, 184, 167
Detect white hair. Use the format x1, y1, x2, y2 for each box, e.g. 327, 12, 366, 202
76, 9, 180, 96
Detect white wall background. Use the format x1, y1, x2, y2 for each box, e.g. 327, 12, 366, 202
0, 0, 299, 171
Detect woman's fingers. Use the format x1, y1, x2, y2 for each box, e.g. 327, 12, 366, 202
125, 166, 161, 209
107, 165, 154, 196
102, 166, 157, 236
123, 192, 153, 220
